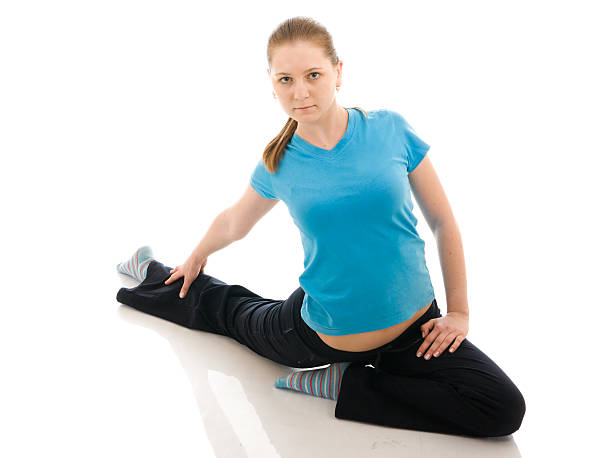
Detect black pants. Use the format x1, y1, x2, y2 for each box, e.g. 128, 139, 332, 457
116, 260, 526, 437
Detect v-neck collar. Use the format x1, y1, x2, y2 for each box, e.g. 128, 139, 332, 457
291, 107, 356, 158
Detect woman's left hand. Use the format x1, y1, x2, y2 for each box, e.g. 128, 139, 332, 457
416, 311, 469, 360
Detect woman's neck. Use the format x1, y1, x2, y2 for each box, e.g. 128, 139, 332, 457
295, 104, 348, 150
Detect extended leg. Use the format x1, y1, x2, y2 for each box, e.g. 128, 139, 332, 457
117, 259, 339, 368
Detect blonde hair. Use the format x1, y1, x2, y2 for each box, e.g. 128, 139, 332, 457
263, 16, 368, 173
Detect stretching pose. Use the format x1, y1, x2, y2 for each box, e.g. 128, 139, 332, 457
116, 16, 526, 437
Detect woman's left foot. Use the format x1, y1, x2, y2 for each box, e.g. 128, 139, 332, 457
116, 246, 154, 283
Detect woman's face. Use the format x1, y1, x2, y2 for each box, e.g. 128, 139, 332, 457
268, 40, 342, 121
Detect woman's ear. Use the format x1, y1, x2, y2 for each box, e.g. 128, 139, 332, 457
335, 60, 343, 87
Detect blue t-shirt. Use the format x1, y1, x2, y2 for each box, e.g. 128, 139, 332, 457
249, 107, 435, 335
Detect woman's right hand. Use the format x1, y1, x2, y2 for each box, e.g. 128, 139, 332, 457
164, 255, 208, 299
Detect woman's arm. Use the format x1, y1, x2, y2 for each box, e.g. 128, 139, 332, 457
190, 207, 238, 262
418, 221, 470, 359
191, 183, 280, 261
165, 183, 280, 298
408, 154, 469, 316
434, 220, 469, 316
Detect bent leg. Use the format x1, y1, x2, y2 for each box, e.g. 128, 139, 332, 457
335, 335, 526, 437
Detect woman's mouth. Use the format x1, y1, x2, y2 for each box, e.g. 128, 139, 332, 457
296, 105, 314, 111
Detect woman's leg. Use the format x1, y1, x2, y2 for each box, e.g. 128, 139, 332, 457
332, 301, 527, 437
117, 258, 526, 437
117, 259, 359, 368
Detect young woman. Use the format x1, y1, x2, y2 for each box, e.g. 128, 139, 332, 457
116, 16, 526, 437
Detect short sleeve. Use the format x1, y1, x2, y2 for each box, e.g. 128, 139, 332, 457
249, 159, 278, 199
390, 110, 431, 173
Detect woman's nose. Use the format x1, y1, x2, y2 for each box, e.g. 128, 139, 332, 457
293, 82, 309, 99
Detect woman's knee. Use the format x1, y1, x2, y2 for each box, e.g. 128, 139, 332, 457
483, 381, 526, 437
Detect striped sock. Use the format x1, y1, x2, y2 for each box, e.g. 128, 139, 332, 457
116, 246, 154, 283
274, 362, 351, 401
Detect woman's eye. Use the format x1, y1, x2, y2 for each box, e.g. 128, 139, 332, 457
279, 72, 320, 84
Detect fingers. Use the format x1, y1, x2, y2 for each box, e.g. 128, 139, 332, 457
162, 264, 197, 299
163, 271, 192, 299
164, 268, 182, 285
427, 332, 455, 359
416, 318, 436, 356
448, 334, 465, 353
421, 319, 435, 338
416, 328, 442, 359
416, 329, 465, 359
179, 277, 193, 299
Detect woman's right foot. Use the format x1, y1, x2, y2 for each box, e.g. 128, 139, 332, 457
274, 362, 352, 401
116, 246, 154, 283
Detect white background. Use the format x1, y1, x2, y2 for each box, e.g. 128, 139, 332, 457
1, 1, 610, 457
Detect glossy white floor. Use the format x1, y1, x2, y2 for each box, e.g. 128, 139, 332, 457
2, 201, 609, 457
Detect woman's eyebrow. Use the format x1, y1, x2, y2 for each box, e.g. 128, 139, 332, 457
274, 67, 323, 76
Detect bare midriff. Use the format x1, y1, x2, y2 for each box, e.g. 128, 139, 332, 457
316, 300, 434, 352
